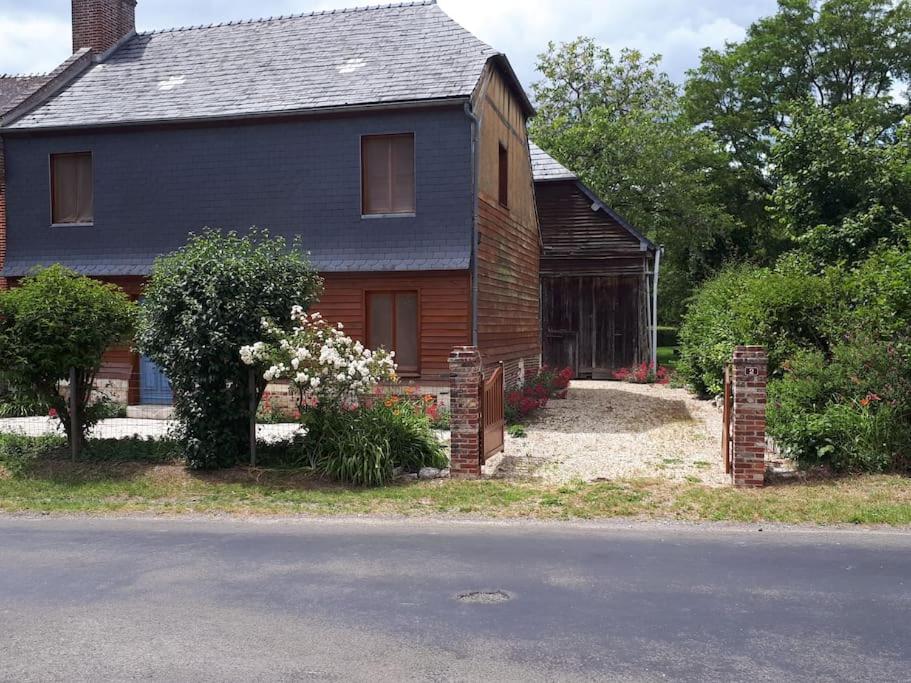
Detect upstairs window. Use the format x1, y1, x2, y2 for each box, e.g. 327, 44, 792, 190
50, 152, 94, 225
362, 134, 415, 215
367, 291, 419, 374
498, 142, 509, 208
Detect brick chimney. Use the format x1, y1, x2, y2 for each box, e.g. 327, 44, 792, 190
72, 0, 137, 54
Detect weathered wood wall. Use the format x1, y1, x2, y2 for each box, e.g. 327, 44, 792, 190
473, 66, 541, 378
542, 275, 645, 377
537, 180, 647, 276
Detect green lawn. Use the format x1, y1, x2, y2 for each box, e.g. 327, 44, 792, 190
1, 458, 910, 525
657, 346, 680, 370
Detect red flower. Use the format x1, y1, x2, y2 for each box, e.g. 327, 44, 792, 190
48, 408, 58, 418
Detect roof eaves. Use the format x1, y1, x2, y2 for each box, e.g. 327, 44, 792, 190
2, 95, 471, 133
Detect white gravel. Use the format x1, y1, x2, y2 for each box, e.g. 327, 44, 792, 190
502, 380, 729, 486
0, 417, 302, 444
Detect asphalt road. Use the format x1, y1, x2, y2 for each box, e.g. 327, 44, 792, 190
0, 517, 909, 682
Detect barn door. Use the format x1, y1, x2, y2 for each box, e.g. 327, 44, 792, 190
542, 276, 580, 376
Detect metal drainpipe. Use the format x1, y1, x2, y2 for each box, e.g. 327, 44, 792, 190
464, 101, 481, 347
651, 246, 663, 369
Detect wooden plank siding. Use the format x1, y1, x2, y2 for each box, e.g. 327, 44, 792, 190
473, 66, 541, 372
536, 180, 648, 276
315, 271, 471, 382
67, 270, 468, 402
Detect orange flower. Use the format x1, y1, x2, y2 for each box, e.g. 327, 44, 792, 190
404, 386, 416, 396
422, 394, 435, 404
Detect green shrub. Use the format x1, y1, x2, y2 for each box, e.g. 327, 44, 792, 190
0, 266, 135, 448
137, 230, 322, 469
677, 264, 758, 396
678, 257, 834, 396
768, 337, 911, 473
0, 433, 67, 475
82, 437, 181, 463
0, 379, 48, 417
656, 326, 678, 348
303, 404, 447, 486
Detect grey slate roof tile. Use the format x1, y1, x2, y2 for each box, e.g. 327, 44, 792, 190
529, 141, 577, 182
8, 1, 500, 130
0, 75, 49, 116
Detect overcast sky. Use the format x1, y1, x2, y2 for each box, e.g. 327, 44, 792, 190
0, 0, 778, 88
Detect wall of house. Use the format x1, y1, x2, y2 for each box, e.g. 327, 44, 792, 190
473, 67, 541, 386
89, 270, 469, 405
315, 270, 471, 383
2, 106, 474, 277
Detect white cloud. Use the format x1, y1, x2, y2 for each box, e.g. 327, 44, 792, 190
0, 13, 69, 74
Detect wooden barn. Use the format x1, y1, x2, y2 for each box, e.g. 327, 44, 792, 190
530, 143, 662, 378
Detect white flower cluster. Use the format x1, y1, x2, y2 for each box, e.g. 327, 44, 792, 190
239, 307, 397, 410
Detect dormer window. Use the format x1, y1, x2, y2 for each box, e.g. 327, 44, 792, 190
50, 152, 94, 225
362, 134, 415, 216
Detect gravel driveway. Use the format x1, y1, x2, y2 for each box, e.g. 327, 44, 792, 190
501, 380, 728, 486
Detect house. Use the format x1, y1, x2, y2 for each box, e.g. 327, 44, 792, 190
0, 0, 541, 408
530, 142, 661, 378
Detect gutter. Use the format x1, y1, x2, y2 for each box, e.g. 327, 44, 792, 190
651, 246, 663, 369
1, 96, 472, 135
464, 101, 481, 347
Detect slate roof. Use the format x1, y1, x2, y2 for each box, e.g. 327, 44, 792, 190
528, 142, 655, 251
529, 141, 577, 182
0, 75, 49, 116
6, 1, 518, 130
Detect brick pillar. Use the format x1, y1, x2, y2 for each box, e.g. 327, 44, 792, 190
731, 345, 768, 488
448, 346, 482, 478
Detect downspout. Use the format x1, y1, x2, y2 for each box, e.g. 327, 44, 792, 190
464, 101, 481, 347
651, 246, 663, 369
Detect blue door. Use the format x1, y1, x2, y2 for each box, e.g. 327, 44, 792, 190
139, 356, 173, 405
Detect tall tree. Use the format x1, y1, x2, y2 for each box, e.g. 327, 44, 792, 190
685, 0, 911, 205
530, 38, 746, 321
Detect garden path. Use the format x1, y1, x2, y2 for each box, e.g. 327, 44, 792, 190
499, 380, 729, 486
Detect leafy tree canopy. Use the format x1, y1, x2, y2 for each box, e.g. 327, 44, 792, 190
530, 38, 750, 320
137, 229, 322, 469
0, 265, 135, 446
685, 0, 911, 195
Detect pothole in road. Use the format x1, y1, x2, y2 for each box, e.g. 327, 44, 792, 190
455, 590, 512, 604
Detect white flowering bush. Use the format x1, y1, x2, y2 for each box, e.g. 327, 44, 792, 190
241, 306, 397, 411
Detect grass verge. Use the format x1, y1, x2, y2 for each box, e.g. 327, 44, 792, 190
1, 459, 910, 525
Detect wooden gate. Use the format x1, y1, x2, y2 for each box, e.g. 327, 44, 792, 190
481, 363, 505, 463
721, 364, 733, 473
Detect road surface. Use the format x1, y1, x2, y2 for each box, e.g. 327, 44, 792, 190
0, 517, 909, 681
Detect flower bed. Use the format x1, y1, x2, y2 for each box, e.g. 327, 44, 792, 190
506, 366, 573, 424
612, 362, 671, 385
240, 308, 446, 485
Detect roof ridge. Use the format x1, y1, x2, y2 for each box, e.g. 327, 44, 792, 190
137, 0, 437, 36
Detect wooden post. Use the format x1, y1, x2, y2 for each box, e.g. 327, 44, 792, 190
249, 367, 257, 468
69, 367, 78, 462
